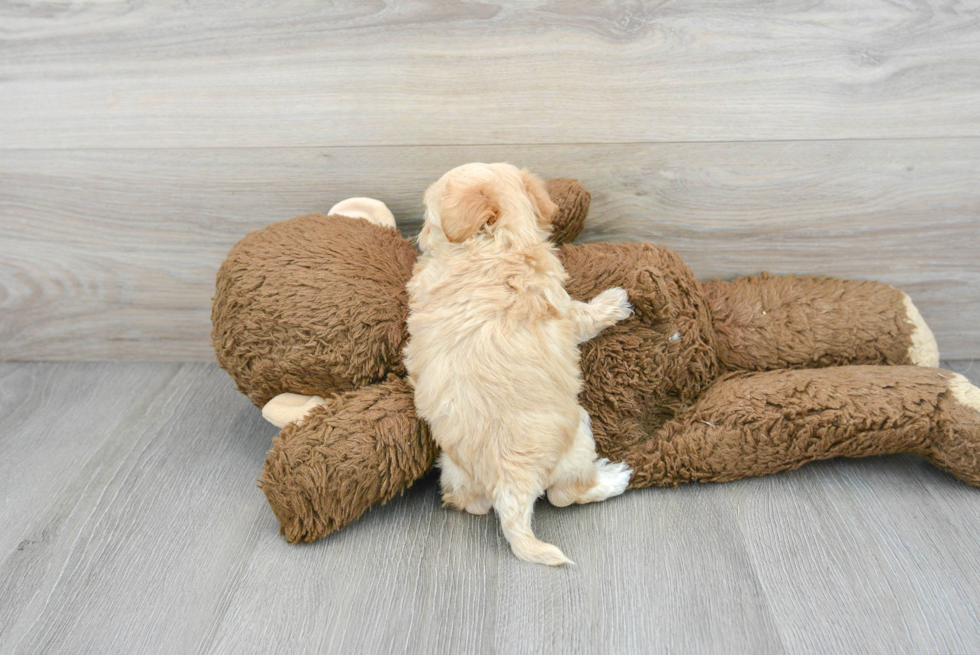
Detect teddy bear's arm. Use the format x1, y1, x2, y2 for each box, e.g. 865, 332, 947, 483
702, 274, 939, 372
610, 364, 980, 489
261, 377, 436, 543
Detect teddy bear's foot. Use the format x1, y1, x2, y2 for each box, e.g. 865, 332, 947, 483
926, 373, 980, 486
950, 373, 980, 411
903, 293, 940, 367
327, 197, 396, 229
261, 392, 327, 428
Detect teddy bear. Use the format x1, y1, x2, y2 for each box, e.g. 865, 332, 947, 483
211, 179, 980, 544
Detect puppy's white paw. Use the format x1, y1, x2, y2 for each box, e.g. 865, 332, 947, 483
593, 458, 632, 501
591, 287, 633, 323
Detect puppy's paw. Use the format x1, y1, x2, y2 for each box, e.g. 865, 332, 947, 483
593, 458, 632, 500
591, 287, 633, 324
442, 489, 491, 515
464, 497, 493, 515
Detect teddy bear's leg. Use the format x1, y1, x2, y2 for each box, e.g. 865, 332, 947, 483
928, 373, 980, 484
614, 365, 980, 489
261, 377, 437, 543
702, 274, 939, 371
327, 197, 396, 228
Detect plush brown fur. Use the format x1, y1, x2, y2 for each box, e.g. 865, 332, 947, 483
213, 179, 589, 408
212, 179, 980, 544
262, 377, 436, 541
212, 213, 415, 408
703, 273, 915, 371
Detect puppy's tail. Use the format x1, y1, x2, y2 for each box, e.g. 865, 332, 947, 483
494, 489, 572, 567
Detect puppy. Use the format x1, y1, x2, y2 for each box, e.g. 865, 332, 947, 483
403, 163, 633, 566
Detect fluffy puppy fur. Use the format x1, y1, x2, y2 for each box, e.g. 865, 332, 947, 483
403, 163, 633, 566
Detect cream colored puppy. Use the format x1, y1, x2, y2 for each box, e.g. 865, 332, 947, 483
403, 163, 633, 566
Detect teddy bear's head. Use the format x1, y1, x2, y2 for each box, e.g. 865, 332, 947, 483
212, 179, 593, 407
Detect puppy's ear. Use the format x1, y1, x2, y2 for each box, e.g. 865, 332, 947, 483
441, 182, 501, 243
521, 169, 558, 227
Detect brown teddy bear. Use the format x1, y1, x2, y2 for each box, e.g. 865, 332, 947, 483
212, 179, 980, 544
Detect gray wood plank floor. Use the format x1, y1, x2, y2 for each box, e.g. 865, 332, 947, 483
2, 360, 979, 654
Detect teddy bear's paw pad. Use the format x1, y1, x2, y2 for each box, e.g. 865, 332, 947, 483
328, 197, 396, 229
261, 393, 327, 429
949, 374, 980, 414
903, 293, 940, 367
591, 458, 633, 501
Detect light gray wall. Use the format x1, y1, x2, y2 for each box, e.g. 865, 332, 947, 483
2, 1, 978, 360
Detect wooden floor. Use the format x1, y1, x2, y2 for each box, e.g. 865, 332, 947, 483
0, 359, 978, 654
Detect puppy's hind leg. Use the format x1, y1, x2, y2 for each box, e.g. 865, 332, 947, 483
438, 453, 491, 515
547, 410, 632, 507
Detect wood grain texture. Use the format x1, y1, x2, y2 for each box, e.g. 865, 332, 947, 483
0, 360, 979, 653
2, 0, 979, 148
2, 139, 978, 360
208, 474, 787, 655
0, 363, 270, 654
729, 455, 980, 654
0, 362, 172, 557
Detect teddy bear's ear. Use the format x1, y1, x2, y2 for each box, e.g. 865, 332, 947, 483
545, 179, 590, 245
440, 181, 502, 243
520, 168, 558, 227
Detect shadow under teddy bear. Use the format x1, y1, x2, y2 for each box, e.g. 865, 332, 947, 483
211, 179, 980, 544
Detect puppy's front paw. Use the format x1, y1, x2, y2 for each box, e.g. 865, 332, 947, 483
591, 287, 633, 323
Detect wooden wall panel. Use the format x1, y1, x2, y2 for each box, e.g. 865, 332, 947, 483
3, 139, 977, 360
1, 1, 979, 148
